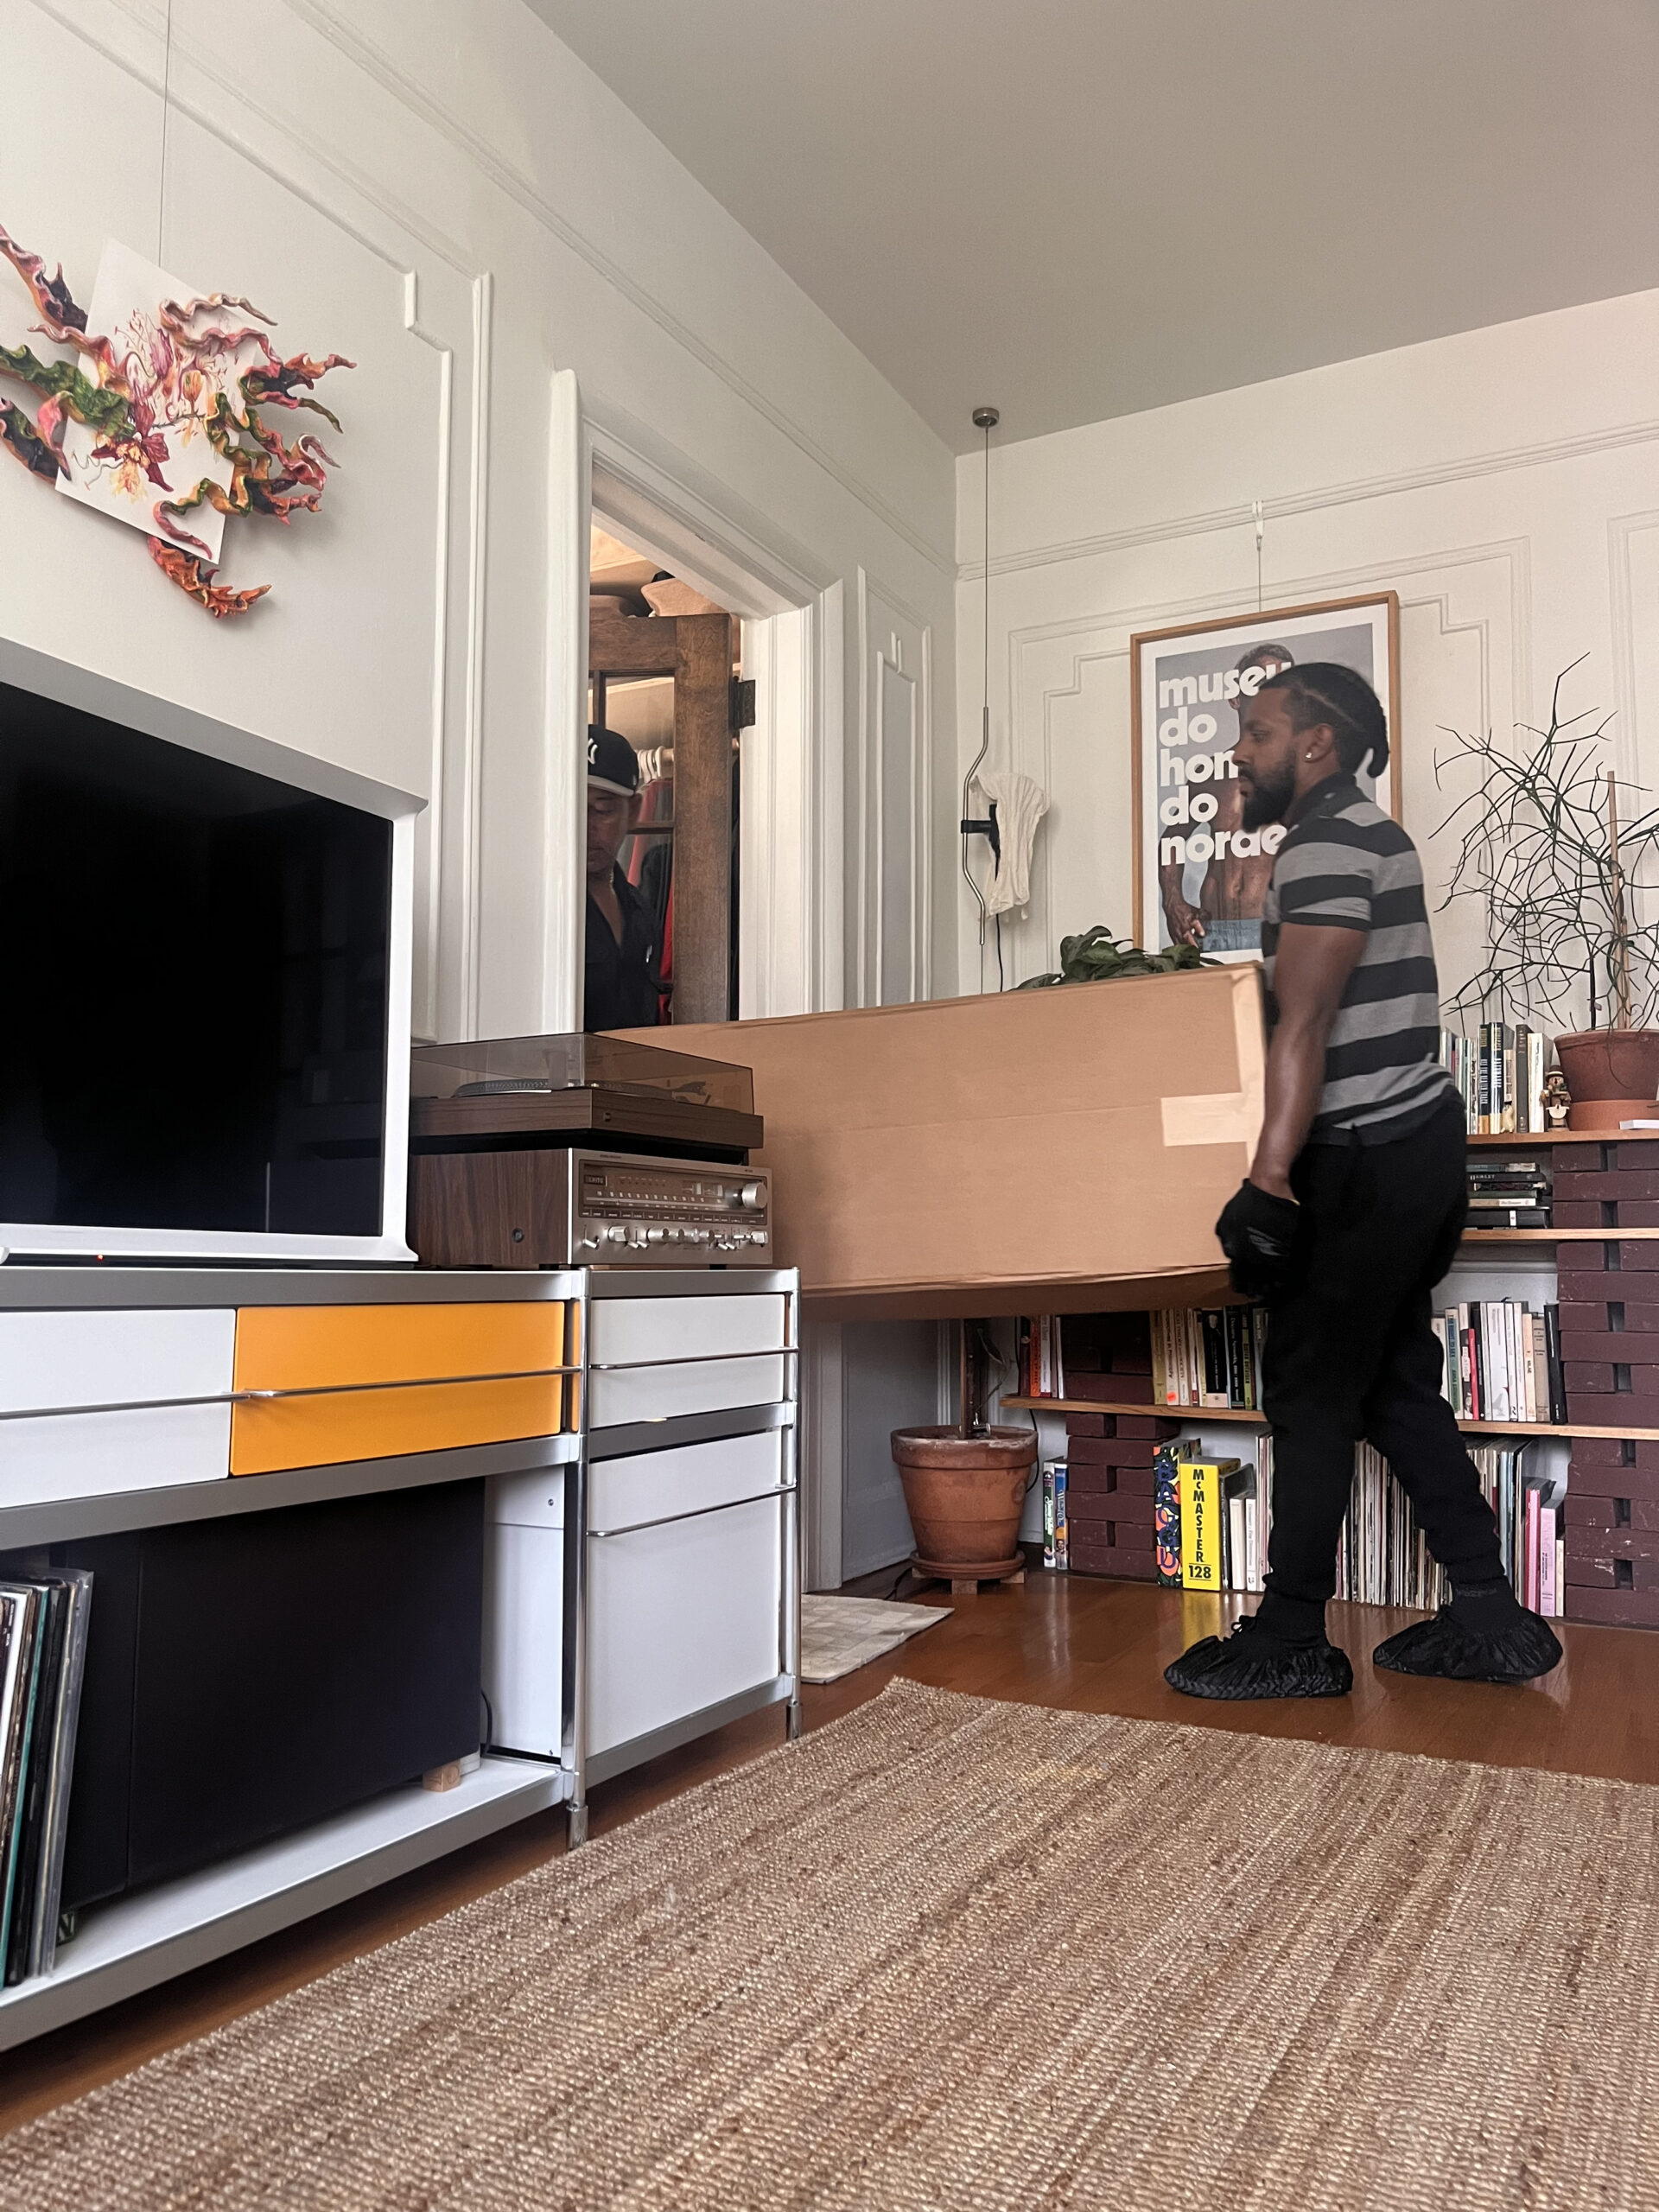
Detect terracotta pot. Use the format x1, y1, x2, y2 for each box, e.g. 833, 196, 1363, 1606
1554, 1029, 1659, 1130
890, 1425, 1036, 1577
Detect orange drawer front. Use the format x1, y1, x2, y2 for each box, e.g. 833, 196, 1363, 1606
232, 1303, 565, 1392
230, 1374, 564, 1476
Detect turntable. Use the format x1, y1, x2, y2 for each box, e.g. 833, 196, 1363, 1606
408, 1033, 772, 1268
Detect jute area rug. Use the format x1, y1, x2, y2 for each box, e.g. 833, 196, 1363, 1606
798, 1593, 951, 1681
8, 1682, 1659, 2212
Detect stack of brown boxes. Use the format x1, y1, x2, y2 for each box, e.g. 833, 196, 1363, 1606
1065, 1409, 1185, 1579
1556, 1139, 1659, 1627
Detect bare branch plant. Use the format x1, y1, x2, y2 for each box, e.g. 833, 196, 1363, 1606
1434, 661, 1659, 1035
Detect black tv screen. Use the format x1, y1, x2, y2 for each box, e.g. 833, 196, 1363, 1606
0, 677, 393, 1240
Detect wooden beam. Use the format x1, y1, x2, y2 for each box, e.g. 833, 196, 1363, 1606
671, 613, 734, 1024
588, 607, 678, 679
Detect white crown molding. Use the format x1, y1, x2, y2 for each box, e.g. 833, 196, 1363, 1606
961, 418, 1659, 584
281, 0, 954, 577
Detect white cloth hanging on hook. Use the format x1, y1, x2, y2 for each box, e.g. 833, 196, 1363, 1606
975, 769, 1049, 916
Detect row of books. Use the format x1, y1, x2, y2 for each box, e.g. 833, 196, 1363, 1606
1152, 1446, 1269, 1592
1465, 1154, 1551, 1230
1435, 1300, 1566, 1426
1041, 1462, 1070, 1569
0, 1572, 93, 1985
1017, 1317, 1068, 1401
1439, 1025, 1548, 1135
1046, 1440, 1565, 1618
1152, 1306, 1266, 1410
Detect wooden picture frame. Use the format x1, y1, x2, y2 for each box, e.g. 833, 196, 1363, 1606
1129, 591, 1401, 965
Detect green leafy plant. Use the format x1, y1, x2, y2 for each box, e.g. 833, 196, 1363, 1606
1434, 663, 1659, 1032
1017, 925, 1210, 989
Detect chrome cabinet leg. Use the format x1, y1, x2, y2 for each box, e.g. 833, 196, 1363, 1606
567, 1798, 588, 1849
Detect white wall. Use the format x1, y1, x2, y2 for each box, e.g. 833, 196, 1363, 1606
956, 287, 1659, 1019
1, 0, 957, 1042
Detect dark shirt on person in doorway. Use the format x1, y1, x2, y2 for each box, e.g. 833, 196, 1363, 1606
585, 863, 664, 1031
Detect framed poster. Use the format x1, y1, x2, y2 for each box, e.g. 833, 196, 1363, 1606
1130, 592, 1400, 963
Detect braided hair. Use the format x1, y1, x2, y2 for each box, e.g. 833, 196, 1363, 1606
1257, 661, 1389, 777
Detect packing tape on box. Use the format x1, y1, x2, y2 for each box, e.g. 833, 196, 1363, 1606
1160, 1090, 1254, 1147
1160, 976, 1266, 1147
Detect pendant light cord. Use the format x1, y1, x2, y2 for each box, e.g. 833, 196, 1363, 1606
157, 0, 175, 266
961, 414, 995, 978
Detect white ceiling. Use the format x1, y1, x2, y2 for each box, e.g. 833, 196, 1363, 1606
526, 0, 1659, 453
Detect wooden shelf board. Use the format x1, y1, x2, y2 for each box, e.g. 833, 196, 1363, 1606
1002, 1396, 1656, 1440
1463, 1228, 1659, 1243
1468, 1129, 1659, 1146
1478, 1132, 1601, 1150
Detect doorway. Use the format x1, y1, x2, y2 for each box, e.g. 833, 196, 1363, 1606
586, 525, 744, 1028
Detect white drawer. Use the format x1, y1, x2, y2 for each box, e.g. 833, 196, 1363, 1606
588, 1354, 790, 1429
589, 1429, 784, 1535
483, 1522, 564, 1759
0, 1308, 235, 1414
588, 1295, 788, 1366
487, 1468, 567, 1529
587, 1491, 784, 1757
0, 1402, 231, 1508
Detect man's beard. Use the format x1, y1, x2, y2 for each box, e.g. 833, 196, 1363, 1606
1240, 758, 1297, 830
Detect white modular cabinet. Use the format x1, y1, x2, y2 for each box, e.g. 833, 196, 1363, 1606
482, 1470, 566, 1760
586, 1428, 789, 1758
0, 1308, 236, 1507
563, 1272, 801, 1822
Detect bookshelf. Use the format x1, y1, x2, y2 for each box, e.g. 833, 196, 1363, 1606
1000, 1396, 1659, 1442
1466, 1129, 1646, 1146
1465, 1228, 1659, 1243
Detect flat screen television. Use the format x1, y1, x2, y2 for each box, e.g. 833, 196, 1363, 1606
0, 641, 416, 1263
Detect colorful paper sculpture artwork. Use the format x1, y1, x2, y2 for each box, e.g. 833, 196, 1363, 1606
0, 226, 353, 618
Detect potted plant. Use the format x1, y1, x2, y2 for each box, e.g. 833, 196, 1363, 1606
891, 1324, 1034, 1584
1436, 664, 1659, 1128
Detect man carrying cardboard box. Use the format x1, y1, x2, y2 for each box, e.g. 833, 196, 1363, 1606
1165, 664, 1563, 1700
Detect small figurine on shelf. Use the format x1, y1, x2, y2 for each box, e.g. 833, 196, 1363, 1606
1541, 1068, 1572, 1128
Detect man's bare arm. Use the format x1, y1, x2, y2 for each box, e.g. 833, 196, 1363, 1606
1249, 922, 1367, 1198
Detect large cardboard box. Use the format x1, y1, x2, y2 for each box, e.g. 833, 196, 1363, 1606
615, 966, 1264, 1320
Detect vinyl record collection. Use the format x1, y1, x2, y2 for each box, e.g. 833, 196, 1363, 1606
1046, 1438, 1563, 1617
0, 1571, 93, 1984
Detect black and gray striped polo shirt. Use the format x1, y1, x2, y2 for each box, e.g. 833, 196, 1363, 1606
1260, 773, 1454, 1143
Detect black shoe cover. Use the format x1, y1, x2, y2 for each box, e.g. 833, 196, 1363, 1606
1372, 1604, 1563, 1683
1165, 1616, 1353, 1700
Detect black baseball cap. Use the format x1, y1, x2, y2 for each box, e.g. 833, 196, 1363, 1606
587, 725, 639, 798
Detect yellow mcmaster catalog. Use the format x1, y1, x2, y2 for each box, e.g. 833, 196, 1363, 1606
1179, 1458, 1239, 1590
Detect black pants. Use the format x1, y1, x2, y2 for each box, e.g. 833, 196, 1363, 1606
1259, 1096, 1507, 1637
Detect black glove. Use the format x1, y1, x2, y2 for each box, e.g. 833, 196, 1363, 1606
1216, 1180, 1304, 1300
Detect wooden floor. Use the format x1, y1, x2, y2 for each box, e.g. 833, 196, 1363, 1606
4, 1573, 1658, 2136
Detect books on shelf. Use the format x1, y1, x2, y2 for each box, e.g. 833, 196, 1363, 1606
1465, 1152, 1553, 1230
1440, 1026, 1547, 1136
1148, 1437, 1562, 1616
1435, 1299, 1565, 1425
1177, 1456, 1237, 1590
1041, 1459, 1070, 1571
1019, 1316, 1066, 1402
0, 1570, 93, 1985
1153, 1306, 1266, 1409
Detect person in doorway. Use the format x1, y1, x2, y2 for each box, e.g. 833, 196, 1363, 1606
1160, 642, 1294, 954
584, 725, 664, 1031
1166, 662, 1562, 1698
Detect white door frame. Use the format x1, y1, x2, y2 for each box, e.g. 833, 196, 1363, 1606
543, 386, 845, 1024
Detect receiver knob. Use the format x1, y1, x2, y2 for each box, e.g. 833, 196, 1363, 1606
737, 1181, 765, 1211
